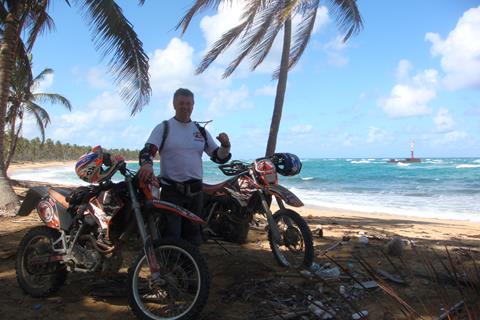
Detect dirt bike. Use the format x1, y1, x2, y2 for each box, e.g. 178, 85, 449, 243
202, 155, 314, 268
15, 154, 210, 320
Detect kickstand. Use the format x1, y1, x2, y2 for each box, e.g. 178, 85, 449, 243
212, 238, 233, 256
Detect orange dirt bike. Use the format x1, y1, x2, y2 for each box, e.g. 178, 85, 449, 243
15, 154, 210, 320
202, 154, 314, 268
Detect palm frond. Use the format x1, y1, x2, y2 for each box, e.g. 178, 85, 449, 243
196, 19, 250, 74
287, 0, 319, 69
32, 68, 53, 84
33, 93, 72, 111
14, 41, 33, 87
74, 0, 151, 114
25, 0, 55, 51
240, 0, 272, 34
327, 0, 363, 42
249, 2, 285, 70
26, 101, 50, 142
176, 0, 227, 35
223, 1, 280, 78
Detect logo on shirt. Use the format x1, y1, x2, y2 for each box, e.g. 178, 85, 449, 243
193, 131, 204, 141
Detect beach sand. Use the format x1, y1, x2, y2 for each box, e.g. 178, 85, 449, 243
1, 162, 479, 319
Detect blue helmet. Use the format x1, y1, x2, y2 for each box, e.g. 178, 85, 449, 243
272, 153, 302, 176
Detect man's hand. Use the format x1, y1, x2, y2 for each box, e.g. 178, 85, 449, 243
137, 163, 159, 186
216, 132, 230, 148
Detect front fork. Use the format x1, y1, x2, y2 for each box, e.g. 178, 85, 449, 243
259, 191, 283, 244
126, 178, 162, 282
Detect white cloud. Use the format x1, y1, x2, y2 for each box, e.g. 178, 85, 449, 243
203, 85, 253, 118
425, 6, 480, 90
47, 91, 129, 143
323, 36, 349, 67
380, 61, 438, 118
433, 108, 455, 133
290, 124, 313, 135
395, 59, 412, 82
149, 37, 231, 102
366, 126, 388, 143
86, 66, 111, 89
255, 84, 276, 96
434, 130, 468, 145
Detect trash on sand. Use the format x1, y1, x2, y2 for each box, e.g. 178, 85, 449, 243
300, 270, 313, 278
308, 301, 324, 316
376, 268, 405, 284
352, 310, 368, 319
358, 235, 369, 244
315, 267, 341, 279
385, 236, 404, 256
353, 280, 379, 289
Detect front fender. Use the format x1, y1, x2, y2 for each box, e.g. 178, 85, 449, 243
268, 184, 304, 207
17, 186, 49, 216
146, 200, 205, 225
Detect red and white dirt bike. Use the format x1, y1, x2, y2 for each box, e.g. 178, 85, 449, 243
202, 154, 314, 268
15, 154, 210, 320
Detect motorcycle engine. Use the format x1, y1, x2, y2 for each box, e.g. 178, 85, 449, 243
72, 242, 102, 271
210, 205, 252, 244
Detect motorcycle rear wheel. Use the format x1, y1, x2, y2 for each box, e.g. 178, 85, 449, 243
128, 238, 210, 320
268, 209, 314, 268
15, 226, 68, 297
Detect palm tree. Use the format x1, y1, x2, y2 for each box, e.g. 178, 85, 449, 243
5, 58, 72, 171
177, 0, 363, 156
0, 0, 150, 214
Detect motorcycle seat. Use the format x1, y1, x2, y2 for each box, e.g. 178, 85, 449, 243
202, 182, 228, 196
48, 187, 72, 209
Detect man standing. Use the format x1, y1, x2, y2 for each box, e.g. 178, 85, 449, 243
138, 88, 231, 245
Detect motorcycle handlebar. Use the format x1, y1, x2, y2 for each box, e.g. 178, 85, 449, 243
218, 160, 249, 176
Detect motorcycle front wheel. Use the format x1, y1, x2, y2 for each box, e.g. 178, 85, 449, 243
268, 209, 314, 268
128, 238, 210, 320
15, 226, 68, 297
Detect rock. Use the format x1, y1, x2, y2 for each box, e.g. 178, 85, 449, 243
385, 236, 404, 256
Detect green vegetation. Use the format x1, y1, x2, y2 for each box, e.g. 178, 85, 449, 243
7, 137, 139, 163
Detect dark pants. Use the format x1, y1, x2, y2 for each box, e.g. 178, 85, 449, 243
160, 184, 204, 246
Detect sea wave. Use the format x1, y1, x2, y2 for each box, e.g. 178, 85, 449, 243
301, 177, 315, 181
350, 160, 370, 164
397, 162, 410, 167
456, 164, 480, 169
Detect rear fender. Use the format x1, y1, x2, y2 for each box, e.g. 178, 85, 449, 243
17, 186, 49, 216
268, 184, 304, 207
146, 200, 205, 225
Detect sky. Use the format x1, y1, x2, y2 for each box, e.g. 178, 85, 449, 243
25, 0, 480, 159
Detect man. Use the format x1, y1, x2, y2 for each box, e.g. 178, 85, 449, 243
138, 88, 231, 245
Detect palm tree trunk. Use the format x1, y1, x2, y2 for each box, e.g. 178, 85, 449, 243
6, 118, 22, 171
265, 16, 292, 157
0, 7, 23, 215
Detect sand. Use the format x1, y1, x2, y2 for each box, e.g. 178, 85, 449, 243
1, 161, 479, 319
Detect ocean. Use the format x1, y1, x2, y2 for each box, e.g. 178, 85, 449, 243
10, 158, 480, 222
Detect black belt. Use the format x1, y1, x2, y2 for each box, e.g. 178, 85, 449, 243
160, 177, 203, 197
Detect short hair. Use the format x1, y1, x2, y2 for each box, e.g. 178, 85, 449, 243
173, 88, 194, 103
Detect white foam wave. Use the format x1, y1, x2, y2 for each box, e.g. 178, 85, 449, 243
301, 177, 314, 181
473, 159, 480, 164
397, 162, 410, 167
456, 164, 480, 169
351, 160, 370, 164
